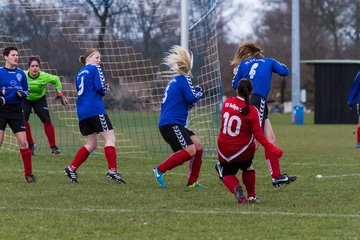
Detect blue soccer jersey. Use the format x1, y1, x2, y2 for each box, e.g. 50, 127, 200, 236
159, 75, 202, 127
76, 64, 108, 121
348, 72, 360, 106
232, 57, 289, 100
0, 67, 28, 104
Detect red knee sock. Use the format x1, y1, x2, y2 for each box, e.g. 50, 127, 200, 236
104, 146, 117, 172
265, 150, 281, 179
223, 175, 240, 194
158, 150, 193, 173
242, 170, 256, 198
69, 146, 90, 171
357, 127, 360, 143
43, 121, 56, 147
25, 122, 34, 145
20, 148, 32, 175
187, 149, 203, 185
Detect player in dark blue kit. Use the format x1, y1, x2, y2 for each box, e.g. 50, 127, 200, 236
64, 49, 125, 184
231, 40, 296, 187
153, 45, 205, 188
347, 71, 360, 147
0, 46, 36, 183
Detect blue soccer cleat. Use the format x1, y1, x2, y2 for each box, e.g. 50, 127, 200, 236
153, 166, 166, 188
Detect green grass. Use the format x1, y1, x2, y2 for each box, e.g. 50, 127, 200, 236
1, 113, 360, 239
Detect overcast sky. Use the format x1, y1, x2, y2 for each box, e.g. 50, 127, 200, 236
226, 0, 262, 39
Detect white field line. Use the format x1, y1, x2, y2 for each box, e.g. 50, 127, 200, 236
316, 173, 360, 179
0, 206, 359, 218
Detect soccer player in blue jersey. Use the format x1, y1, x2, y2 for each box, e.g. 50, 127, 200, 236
231, 40, 296, 187
0, 46, 36, 183
153, 45, 205, 188
64, 49, 125, 184
347, 71, 360, 147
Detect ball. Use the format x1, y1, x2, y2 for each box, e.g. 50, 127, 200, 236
316, 174, 323, 179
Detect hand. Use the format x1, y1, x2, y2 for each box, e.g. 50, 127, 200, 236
194, 85, 203, 99
55, 91, 69, 106
0, 96, 5, 106
105, 83, 110, 91
0, 87, 5, 97
348, 104, 354, 111
16, 90, 23, 99
233, 66, 238, 75
271, 147, 283, 158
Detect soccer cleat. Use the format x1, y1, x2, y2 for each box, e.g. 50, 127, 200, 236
25, 174, 37, 183
51, 146, 61, 154
29, 144, 35, 156
107, 171, 126, 184
355, 142, 360, 148
272, 174, 297, 187
248, 197, 261, 204
186, 181, 207, 188
235, 185, 247, 204
153, 166, 166, 188
214, 161, 223, 181
64, 167, 78, 183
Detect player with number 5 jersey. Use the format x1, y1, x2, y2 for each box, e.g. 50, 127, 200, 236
230, 40, 296, 188
63, 49, 125, 184
153, 45, 205, 189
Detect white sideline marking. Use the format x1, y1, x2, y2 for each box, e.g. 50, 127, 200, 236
291, 162, 360, 167
315, 173, 360, 179
0, 206, 359, 218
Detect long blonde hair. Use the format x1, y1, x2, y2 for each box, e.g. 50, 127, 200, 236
230, 40, 264, 66
163, 45, 193, 75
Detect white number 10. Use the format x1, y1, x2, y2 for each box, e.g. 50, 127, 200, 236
222, 112, 241, 136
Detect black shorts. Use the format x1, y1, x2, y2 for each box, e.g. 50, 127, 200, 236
0, 104, 26, 133
22, 96, 51, 122
159, 124, 195, 152
250, 93, 268, 127
216, 158, 253, 179
79, 114, 113, 136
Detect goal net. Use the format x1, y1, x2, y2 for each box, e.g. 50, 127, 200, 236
0, 0, 221, 159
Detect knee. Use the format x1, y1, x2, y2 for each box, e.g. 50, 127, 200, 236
85, 143, 97, 152
184, 145, 196, 157
268, 134, 276, 144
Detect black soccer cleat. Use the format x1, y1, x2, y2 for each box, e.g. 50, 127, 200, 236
64, 167, 78, 183
25, 174, 37, 183
214, 161, 224, 181
235, 185, 247, 204
107, 171, 126, 184
29, 144, 35, 156
272, 174, 297, 187
51, 146, 61, 154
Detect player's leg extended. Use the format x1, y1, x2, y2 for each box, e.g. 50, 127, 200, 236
187, 134, 203, 186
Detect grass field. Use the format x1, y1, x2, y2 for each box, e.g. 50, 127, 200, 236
1, 113, 360, 239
